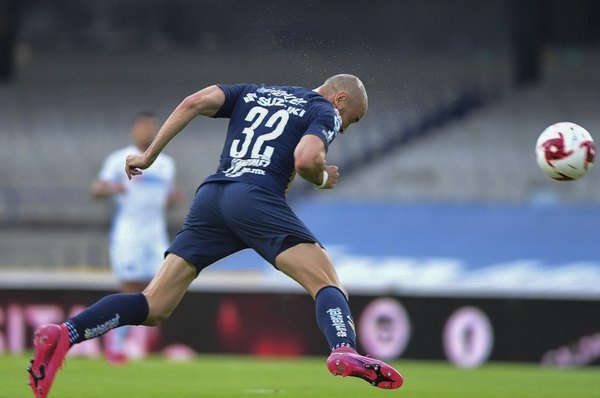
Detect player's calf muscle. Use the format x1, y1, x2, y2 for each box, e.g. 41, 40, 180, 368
276, 243, 346, 299
142, 290, 180, 326
142, 307, 170, 326
140, 254, 196, 325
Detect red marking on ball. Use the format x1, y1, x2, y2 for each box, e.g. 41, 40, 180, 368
553, 172, 575, 181
580, 140, 596, 169
543, 133, 573, 167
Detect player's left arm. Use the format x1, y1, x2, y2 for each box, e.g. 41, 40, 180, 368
126, 85, 225, 179
294, 135, 339, 189
294, 106, 341, 189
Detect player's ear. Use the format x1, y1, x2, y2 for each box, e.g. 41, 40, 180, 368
334, 92, 348, 106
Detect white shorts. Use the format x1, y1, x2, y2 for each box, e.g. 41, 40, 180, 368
109, 235, 167, 282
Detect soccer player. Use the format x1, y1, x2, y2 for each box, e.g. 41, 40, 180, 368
90, 111, 182, 364
27, 75, 404, 397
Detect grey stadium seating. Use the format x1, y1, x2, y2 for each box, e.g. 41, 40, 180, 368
0, 49, 509, 267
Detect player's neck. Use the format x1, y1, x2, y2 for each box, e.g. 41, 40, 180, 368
314, 86, 334, 104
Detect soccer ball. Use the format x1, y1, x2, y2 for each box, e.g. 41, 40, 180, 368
535, 122, 595, 181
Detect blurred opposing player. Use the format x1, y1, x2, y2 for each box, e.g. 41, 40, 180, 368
27, 75, 403, 398
90, 112, 183, 364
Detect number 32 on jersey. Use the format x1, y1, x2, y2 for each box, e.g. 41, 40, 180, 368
229, 106, 290, 162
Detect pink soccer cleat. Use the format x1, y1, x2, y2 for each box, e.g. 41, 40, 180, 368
327, 346, 404, 390
27, 324, 70, 398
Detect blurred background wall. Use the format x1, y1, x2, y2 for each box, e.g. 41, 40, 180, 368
0, 0, 598, 366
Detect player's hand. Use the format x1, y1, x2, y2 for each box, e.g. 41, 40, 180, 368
125, 154, 153, 180
322, 165, 339, 189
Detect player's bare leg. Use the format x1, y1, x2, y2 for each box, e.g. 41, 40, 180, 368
142, 254, 196, 326
275, 243, 345, 299
120, 280, 148, 294
27, 253, 195, 398
275, 243, 403, 390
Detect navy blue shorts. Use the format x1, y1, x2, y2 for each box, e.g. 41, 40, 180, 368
166, 181, 320, 274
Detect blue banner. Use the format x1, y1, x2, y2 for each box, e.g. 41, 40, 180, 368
212, 201, 600, 298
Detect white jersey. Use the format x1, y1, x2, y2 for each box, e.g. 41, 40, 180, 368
98, 145, 175, 280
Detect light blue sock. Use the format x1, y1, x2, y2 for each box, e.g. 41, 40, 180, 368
112, 325, 130, 352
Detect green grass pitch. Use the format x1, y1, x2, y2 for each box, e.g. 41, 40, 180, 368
1, 354, 599, 398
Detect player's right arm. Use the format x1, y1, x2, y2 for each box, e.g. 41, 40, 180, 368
90, 179, 125, 199
126, 85, 225, 179
91, 151, 126, 199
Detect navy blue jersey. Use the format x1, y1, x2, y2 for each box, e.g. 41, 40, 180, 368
203, 84, 342, 195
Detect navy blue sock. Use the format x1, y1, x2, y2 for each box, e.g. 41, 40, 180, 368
64, 293, 149, 346
315, 286, 356, 351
